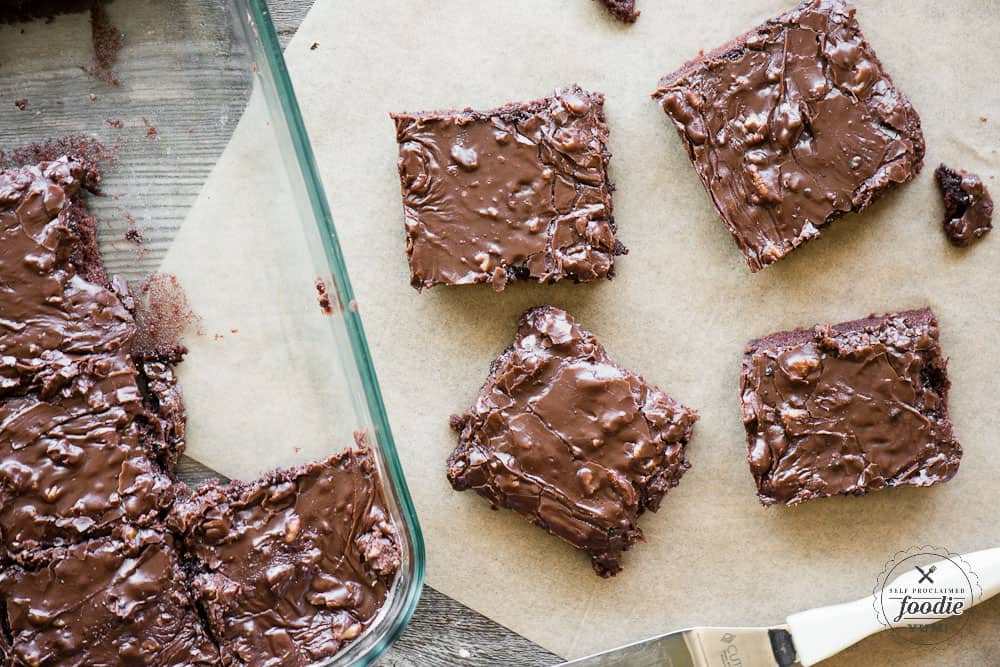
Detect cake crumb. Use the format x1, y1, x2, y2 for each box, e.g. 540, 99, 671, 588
14, 98, 27, 111
230, 328, 239, 334
132, 273, 202, 359
89, 93, 97, 101
142, 117, 158, 138
86, 0, 123, 85
315, 277, 335, 316
124, 211, 143, 244
981, 117, 988, 123
309, 42, 318, 50
106, 118, 125, 129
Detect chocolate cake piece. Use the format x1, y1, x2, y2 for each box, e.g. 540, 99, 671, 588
391, 85, 625, 291
0, 352, 177, 560
0, 529, 219, 666
935, 164, 993, 247
600, 0, 638, 23
169, 445, 401, 666
0, 158, 129, 396
652, 0, 925, 272
741, 308, 961, 507
0, 158, 182, 559
448, 306, 698, 576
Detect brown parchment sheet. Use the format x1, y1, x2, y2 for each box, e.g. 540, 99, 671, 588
183, 0, 1000, 663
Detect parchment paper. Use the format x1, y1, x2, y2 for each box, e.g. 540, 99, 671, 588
178, 1, 1000, 663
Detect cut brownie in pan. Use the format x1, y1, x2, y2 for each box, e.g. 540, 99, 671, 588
448, 306, 698, 576
741, 308, 961, 507
391, 85, 625, 291
935, 164, 993, 247
0, 529, 219, 666
169, 445, 400, 667
0, 352, 176, 559
600, 0, 639, 23
0, 158, 179, 559
652, 0, 925, 271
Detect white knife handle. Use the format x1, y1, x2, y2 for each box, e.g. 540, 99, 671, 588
786, 548, 1000, 666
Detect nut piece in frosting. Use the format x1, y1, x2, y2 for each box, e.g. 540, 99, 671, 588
447, 306, 698, 576
653, 0, 925, 271
168, 442, 401, 666
935, 164, 993, 247
741, 308, 961, 507
391, 85, 626, 291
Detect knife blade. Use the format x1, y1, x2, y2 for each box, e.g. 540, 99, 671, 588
560, 626, 798, 667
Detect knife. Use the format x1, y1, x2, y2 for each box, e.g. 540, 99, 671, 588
561, 547, 1000, 667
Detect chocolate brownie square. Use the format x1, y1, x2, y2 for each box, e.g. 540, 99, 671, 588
653, 0, 924, 271
169, 446, 401, 667
0, 529, 219, 666
741, 308, 961, 506
391, 85, 625, 291
447, 306, 698, 576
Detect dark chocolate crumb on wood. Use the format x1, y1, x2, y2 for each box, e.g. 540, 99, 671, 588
86, 0, 123, 85
13, 98, 27, 111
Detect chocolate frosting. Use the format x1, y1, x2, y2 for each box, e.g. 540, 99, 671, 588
0, 159, 179, 560
0, 529, 219, 666
0, 159, 133, 397
653, 0, 924, 271
740, 308, 961, 506
392, 86, 625, 291
935, 164, 993, 247
169, 445, 401, 667
448, 306, 698, 576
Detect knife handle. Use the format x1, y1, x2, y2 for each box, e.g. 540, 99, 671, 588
785, 547, 1000, 666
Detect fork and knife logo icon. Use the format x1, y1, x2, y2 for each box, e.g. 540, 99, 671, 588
915, 565, 936, 585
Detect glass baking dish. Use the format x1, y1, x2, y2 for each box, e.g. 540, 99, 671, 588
0, 1, 425, 665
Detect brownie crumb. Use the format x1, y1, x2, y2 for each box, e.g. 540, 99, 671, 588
600, 0, 639, 22
86, 0, 123, 85
13, 98, 27, 111
741, 308, 960, 506
142, 117, 158, 138
132, 273, 201, 360
0, 135, 118, 189
309, 41, 319, 50
105, 117, 125, 129
124, 212, 143, 244
935, 164, 993, 246
315, 277, 335, 316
